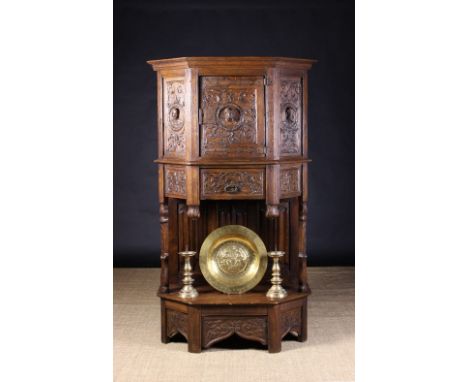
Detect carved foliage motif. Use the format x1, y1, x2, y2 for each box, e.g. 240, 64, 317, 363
280, 78, 302, 155
280, 308, 302, 338
201, 170, 264, 196
280, 166, 301, 196
203, 317, 267, 348
201, 77, 261, 155
164, 80, 185, 155
167, 310, 188, 340
165, 166, 186, 197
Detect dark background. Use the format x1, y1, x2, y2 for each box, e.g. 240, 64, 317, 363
114, 0, 354, 267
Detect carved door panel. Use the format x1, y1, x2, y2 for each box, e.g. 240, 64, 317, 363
200, 76, 265, 158
279, 76, 303, 156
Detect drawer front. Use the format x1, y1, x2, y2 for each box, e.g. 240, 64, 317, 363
200, 169, 265, 200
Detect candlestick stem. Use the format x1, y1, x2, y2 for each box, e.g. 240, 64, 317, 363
178, 250, 198, 299
266, 251, 287, 299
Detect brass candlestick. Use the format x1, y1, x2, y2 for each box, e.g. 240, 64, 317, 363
178, 250, 198, 299
266, 251, 287, 299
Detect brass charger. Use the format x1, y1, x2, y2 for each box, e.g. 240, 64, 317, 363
199, 225, 267, 294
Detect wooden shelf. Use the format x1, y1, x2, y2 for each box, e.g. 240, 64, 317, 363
154, 158, 312, 166
160, 290, 309, 306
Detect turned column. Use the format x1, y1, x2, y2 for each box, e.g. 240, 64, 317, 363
266, 164, 280, 218
158, 164, 170, 294
298, 163, 309, 292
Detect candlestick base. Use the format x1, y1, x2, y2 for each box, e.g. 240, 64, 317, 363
179, 285, 198, 299
266, 285, 288, 299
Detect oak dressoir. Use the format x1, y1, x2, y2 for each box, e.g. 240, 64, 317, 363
147, 57, 316, 353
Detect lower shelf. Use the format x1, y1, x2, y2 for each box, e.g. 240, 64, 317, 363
160, 290, 309, 353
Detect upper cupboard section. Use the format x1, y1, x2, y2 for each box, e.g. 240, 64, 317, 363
151, 57, 315, 161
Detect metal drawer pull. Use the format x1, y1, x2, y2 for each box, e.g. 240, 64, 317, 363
224, 184, 241, 193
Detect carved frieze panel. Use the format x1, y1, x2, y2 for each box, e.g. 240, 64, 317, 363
279, 77, 302, 156
200, 76, 265, 157
280, 308, 302, 338
280, 166, 301, 198
164, 79, 186, 156
200, 169, 264, 199
202, 317, 267, 348
166, 309, 188, 340
164, 165, 187, 198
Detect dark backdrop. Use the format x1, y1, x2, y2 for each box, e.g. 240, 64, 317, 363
114, 0, 354, 267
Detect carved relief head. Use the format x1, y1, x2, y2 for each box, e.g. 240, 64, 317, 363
282, 104, 298, 127
217, 104, 242, 130
168, 106, 184, 131
170, 107, 180, 121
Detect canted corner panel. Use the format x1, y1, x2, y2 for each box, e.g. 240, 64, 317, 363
280, 165, 302, 198
163, 78, 186, 157
200, 76, 265, 158
279, 76, 302, 156
280, 308, 302, 339
164, 165, 187, 198
166, 309, 188, 340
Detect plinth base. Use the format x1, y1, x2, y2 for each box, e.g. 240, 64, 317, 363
160, 290, 309, 353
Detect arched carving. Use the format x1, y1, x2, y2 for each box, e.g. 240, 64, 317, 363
202, 317, 267, 348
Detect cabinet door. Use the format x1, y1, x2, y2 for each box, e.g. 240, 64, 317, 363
200, 76, 265, 158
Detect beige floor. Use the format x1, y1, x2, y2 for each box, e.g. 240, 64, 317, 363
114, 267, 355, 382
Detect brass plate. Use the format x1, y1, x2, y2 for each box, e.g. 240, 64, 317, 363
200, 225, 268, 294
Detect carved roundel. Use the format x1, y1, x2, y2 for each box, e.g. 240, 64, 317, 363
282, 103, 298, 126
216, 104, 243, 131
168, 105, 184, 131
215, 240, 252, 275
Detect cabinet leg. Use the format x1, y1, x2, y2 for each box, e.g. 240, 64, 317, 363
298, 300, 308, 342
159, 202, 170, 293
161, 302, 169, 344
268, 305, 281, 353
187, 306, 202, 353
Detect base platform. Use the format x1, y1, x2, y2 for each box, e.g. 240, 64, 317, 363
160, 290, 309, 353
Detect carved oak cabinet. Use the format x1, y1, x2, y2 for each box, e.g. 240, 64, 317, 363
147, 57, 316, 353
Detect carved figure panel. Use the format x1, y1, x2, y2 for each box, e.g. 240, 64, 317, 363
202, 317, 267, 348
165, 165, 187, 198
200, 76, 265, 157
280, 166, 301, 198
167, 309, 188, 340
280, 308, 302, 338
280, 77, 302, 156
201, 169, 264, 199
164, 79, 186, 156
